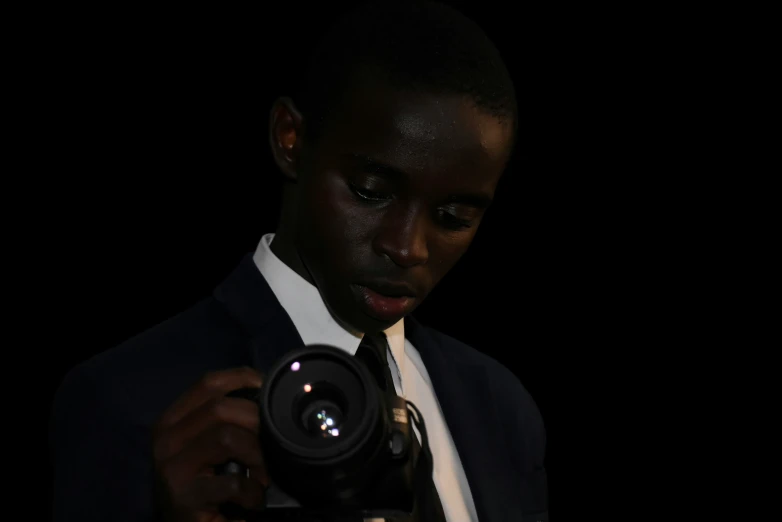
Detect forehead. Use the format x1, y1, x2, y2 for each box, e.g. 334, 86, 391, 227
314, 77, 513, 184
390, 95, 511, 164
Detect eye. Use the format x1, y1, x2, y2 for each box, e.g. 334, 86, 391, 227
349, 183, 391, 202
437, 209, 473, 230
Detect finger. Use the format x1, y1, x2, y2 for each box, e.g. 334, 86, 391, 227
183, 474, 266, 512
167, 423, 265, 478
246, 464, 271, 489
157, 367, 263, 429
155, 397, 260, 461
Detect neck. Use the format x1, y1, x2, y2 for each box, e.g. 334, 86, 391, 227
270, 182, 315, 286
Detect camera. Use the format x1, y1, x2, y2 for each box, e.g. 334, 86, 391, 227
215, 344, 431, 521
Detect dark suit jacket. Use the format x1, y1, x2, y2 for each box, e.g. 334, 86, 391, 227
49, 253, 548, 522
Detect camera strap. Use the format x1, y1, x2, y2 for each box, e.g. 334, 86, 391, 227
406, 400, 446, 522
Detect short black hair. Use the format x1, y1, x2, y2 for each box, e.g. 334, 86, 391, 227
295, 0, 517, 146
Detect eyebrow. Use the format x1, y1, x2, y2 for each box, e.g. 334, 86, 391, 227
343, 153, 494, 209
345, 153, 407, 179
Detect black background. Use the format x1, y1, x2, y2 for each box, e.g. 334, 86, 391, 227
34, 1, 711, 518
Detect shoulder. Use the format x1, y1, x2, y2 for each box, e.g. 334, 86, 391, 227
50, 297, 248, 432
48, 294, 253, 519
417, 323, 538, 404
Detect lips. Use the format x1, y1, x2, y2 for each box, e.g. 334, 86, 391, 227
352, 284, 417, 322
358, 280, 418, 298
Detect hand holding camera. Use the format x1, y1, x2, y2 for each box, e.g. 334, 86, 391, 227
151, 367, 269, 522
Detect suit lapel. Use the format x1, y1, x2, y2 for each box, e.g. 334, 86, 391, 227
212, 253, 306, 376
405, 315, 505, 522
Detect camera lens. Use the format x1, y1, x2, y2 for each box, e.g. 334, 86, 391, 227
259, 345, 390, 505
295, 381, 348, 439
301, 400, 344, 437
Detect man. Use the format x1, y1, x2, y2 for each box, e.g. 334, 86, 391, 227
49, 1, 548, 521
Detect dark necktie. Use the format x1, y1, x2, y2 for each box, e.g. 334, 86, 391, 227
356, 333, 447, 522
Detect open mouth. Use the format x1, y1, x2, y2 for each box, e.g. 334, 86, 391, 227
352, 284, 416, 322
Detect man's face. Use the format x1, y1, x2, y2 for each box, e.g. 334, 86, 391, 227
290, 79, 514, 334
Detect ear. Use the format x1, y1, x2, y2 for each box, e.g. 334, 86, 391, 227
268, 96, 304, 182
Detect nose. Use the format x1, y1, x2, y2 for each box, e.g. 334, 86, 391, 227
373, 204, 429, 268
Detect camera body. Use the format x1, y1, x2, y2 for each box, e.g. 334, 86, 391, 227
217, 344, 417, 521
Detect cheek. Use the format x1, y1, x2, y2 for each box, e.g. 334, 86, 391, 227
411, 226, 475, 292
299, 171, 375, 263
429, 240, 470, 279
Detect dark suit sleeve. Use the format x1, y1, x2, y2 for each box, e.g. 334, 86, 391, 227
50, 363, 159, 522
500, 368, 549, 521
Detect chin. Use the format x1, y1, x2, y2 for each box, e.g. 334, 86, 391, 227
340, 309, 398, 335
362, 313, 400, 331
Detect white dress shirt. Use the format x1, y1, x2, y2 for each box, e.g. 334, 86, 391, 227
252, 233, 478, 522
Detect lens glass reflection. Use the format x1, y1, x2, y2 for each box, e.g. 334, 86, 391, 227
301, 398, 344, 438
